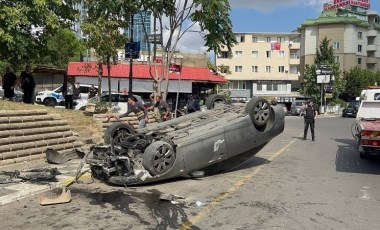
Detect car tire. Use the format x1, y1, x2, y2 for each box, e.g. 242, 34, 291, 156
142, 141, 176, 176
44, 98, 57, 107
245, 97, 272, 128
205, 94, 228, 110
104, 122, 136, 145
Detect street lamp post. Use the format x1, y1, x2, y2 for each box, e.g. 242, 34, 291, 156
174, 56, 183, 118
128, 13, 134, 96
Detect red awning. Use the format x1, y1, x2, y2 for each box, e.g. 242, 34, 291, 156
67, 62, 227, 84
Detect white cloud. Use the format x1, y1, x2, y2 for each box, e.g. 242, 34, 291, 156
229, 0, 330, 12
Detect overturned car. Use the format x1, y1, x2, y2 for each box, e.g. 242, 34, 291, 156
86, 95, 285, 186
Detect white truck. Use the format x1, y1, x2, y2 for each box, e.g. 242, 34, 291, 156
351, 86, 380, 158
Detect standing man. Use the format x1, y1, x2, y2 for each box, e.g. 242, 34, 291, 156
88, 84, 97, 99
74, 82, 81, 99
107, 96, 148, 129
303, 99, 318, 141
186, 95, 196, 114
20, 65, 36, 104
62, 76, 76, 109
2, 67, 17, 100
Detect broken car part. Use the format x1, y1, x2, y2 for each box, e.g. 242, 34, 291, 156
39, 187, 71, 206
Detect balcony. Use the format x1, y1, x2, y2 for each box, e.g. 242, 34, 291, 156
367, 57, 378, 64
367, 29, 378, 37
289, 58, 300, 65
288, 42, 300, 50
367, 45, 377, 52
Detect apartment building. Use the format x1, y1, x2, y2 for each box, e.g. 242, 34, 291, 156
215, 33, 301, 102
298, 1, 380, 81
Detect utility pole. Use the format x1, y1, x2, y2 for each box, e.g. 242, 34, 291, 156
128, 13, 134, 96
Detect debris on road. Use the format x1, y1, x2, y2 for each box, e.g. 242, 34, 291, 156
45, 148, 85, 164
39, 187, 71, 206
12, 168, 61, 181
159, 193, 186, 202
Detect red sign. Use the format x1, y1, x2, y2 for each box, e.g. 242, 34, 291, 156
271, 42, 281, 51
323, 0, 370, 10
169, 64, 181, 73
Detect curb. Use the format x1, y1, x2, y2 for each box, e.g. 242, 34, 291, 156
0, 172, 92, 206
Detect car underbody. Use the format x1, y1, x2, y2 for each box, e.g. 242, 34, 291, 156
86, 95, 285, 186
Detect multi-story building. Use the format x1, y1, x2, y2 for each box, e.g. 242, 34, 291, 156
298, 0, 380, 80
124, 11, 152, 52
215, 33, 301, 102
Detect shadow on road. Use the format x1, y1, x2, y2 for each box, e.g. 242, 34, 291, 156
335, 138, 380, 175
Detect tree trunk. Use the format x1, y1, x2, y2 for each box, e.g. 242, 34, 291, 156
107, 57, 112, 108
97, 62, 103, 102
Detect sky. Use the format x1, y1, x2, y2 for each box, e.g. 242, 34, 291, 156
178, 0, 380, 53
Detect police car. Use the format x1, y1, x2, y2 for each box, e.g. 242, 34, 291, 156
35, 84, 97, 107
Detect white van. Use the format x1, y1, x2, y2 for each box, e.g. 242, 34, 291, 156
35, 84, 97, 108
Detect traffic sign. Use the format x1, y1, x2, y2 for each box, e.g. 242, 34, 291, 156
125, 42, 140, 59
146, 34, 162, 44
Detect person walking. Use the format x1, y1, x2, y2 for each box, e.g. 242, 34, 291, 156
2, 67, 18, 100
107, 96, 148, 129
20, 65, 36, 104
303, 99, 318, 141
62, 76, 76, 109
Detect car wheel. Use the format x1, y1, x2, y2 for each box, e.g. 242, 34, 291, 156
245, 97, 271, 128
205, 94, 228, 110
142, 141, 176, 176
44, 98, 57, 107
104, 122, 136, 145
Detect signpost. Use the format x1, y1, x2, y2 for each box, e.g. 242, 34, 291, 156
316, 64, 334, 114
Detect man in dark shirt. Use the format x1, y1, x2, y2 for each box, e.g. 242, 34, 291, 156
62, 76, 76, 109
20, 65, 36, 104
149, 95, 171, 121
107, 96, 148, 129
2, 67, 17, 100
303, 99, 318, 141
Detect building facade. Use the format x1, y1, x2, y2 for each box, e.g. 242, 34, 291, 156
215, 33, 301, 102
298, 1, 380, 81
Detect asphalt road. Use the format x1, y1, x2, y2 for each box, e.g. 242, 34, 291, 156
1, 116, 380, 230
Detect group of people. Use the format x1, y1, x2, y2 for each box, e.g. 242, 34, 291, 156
62, 75, 97, 109
1, 65, 36, 104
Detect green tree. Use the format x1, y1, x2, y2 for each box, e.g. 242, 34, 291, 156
42, 28, 86, 68
139, 0, 236, 99
80, 0, 130, 103
341, 66, 377, 100
301, 37, 341, 106
0, 0, 78, 71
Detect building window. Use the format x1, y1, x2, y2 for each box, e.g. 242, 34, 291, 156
236, 35, 245, 43
358, 58, 362, 65
219, 51, 230, 59
219, 66, 230, 74
235, 51, 243, 58
231, 81, 246, 90
266, 37, 271, 43
278, 51, 285, 58
235, 66, 243, 72
266, 66, 271, 73
334, 55, 340, 63
252, 51, 258, 58
257, 84, 263, 91
278, 66, 285, 73
266, 51, 272, 58
267, 84, 278, 91
333, 42, 340, 49
358, 32, 363, 39
277, 37, 285, 42
252, 36, 257, 43
252, 66, 258, 72
358, 45, 362, 52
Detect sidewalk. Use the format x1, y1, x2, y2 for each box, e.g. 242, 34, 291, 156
0, 159, 90, 206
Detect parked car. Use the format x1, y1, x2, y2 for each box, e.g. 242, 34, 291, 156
342, 101, 358, 118
290, 100, 307, 116
35, 84, 97, 107
278, 103, 289, 116
98, 92, 145, 114
0, 86, 24, 102
86, 95, 285, 186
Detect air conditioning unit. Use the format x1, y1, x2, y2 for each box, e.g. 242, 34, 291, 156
289, 41, 293, 45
